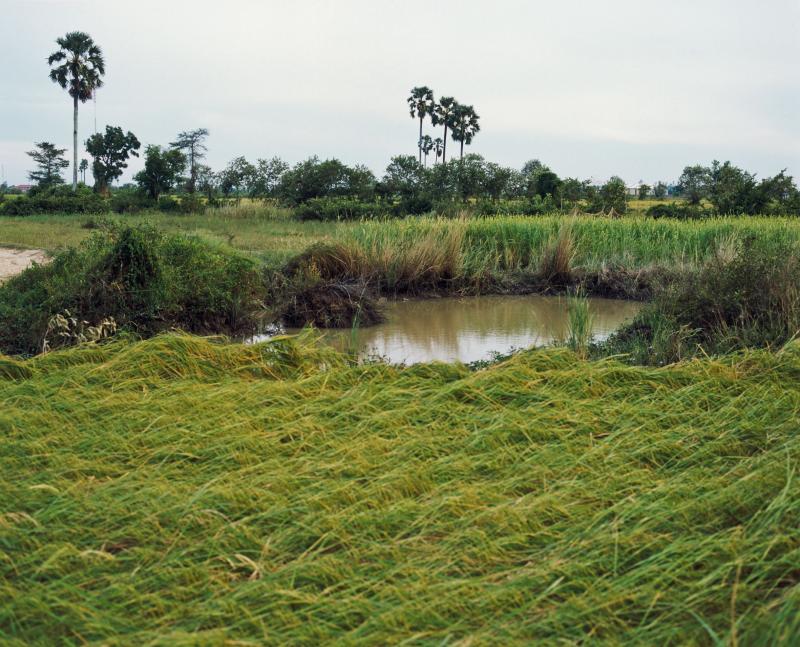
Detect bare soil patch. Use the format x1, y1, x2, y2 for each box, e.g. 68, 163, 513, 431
0, 248, 47, 282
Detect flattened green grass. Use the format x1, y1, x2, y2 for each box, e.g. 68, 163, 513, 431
2, 334, 800, 644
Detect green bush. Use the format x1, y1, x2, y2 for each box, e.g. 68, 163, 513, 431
646, 203, 710, 220
294, 197, 388, 221
0, 225, 265, 356
157, 196, 180, 212
177, 193, 207, 214
110, 189, 154, 214
602, 238, 800, 364
0, 191, 107, 215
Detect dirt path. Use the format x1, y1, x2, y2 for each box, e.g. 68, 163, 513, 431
0, 248, 47, 282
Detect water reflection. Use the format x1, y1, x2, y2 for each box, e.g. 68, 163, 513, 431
265, 295, 641, 365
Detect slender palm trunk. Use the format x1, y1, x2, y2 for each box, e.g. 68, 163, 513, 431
418, 117, 423, 165
442, 125, 448, 164
72, 95, 78, 191
460, 139, 464, 160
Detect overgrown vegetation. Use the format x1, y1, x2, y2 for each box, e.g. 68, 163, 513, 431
0, 225, 264, 356
602, 238, 800, 364
2, 333, 800, 643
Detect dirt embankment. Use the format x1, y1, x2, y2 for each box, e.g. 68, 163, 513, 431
0, 248, 47, 282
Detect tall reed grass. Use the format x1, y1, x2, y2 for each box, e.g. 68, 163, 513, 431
295, 215, 800, 295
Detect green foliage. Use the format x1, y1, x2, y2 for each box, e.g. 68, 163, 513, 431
448, 103, 480, 159
26, 141, 69, 188
677, 164, 711, 204
47, 31, 105, 102
134, 145, 187, 200
588, 176, 628, 213
646, 203, 709, 219
85, 125, 141, 193
637, 183, 650, 200
653, 181, 668, 198
294, 197, 388, 221
170, 128, 209, 193
276, 157, 376, 205
109, 188, 153, 214
604, 238, 800, 363
0, 226, 264, 356
0, 185, 106, 215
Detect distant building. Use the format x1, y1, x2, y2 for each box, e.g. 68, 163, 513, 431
14, 184, 33, 193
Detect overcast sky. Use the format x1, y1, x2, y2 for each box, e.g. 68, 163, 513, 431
1, 0, 799, 186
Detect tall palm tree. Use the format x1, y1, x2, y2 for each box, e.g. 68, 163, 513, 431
407, 86, 435, 165
419, 135, 433, 167
48, 32, 105, 192
432, 97, 457, 164
433, 137, 444, 165
450, 104, 481, 160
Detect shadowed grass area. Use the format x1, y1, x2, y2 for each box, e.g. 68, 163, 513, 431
2, 333, 800, 644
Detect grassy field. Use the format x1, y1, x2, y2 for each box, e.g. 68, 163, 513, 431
1, 333, 799, 643
3, 206, 800, 273
0, 205, 346, 264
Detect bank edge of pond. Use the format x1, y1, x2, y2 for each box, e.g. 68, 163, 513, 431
270, 261, 673, 331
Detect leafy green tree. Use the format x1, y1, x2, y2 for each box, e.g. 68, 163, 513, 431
276, 157, 375, 204
653, 181, 668, 199
560, 177, 586, 206
519, 159, 550, 197
85, 125, 141, 194
79, 159, 88, 184
134, 145, 186, 199
249, 157, 289, 199
534, 170, 561, 198
677, 165, 711, 204
47, 31, 105, 192
407, 87, 435, 165
381, 155, 426, 200
592, 176, 628, 213
170, 128, 209, 193
483, 162, 513, 200
452, 154, 488, 201
432, 97, 457, 164
449, 104, 480, 160
638, 183, 651, 200
195, 164, 219, 200
219, 157, 257, 197
27, 142, 69, 188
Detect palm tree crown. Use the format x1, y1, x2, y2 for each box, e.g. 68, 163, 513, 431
48, 32, 105, 101
449, 104, 481, 159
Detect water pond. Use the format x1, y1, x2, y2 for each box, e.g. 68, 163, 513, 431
257, 295, 642, 365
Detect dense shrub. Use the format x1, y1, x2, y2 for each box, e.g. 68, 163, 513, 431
157, 196, 180, 212
294, 197, 389, 221
603, 238, 800, 364
0, 191, 107, 215
0, 225, 265, 356
646, 203, 710, 219
110, 189, 154, 214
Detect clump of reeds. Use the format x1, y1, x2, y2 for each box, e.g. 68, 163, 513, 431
537, 223, 576, 286
566, 289, 594, 358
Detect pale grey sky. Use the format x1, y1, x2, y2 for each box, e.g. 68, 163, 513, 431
1, 0, 799, 186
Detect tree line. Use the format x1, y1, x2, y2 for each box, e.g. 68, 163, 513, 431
6, 31, 800, 219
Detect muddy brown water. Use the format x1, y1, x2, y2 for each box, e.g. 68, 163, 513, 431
256, 295, 642, 365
